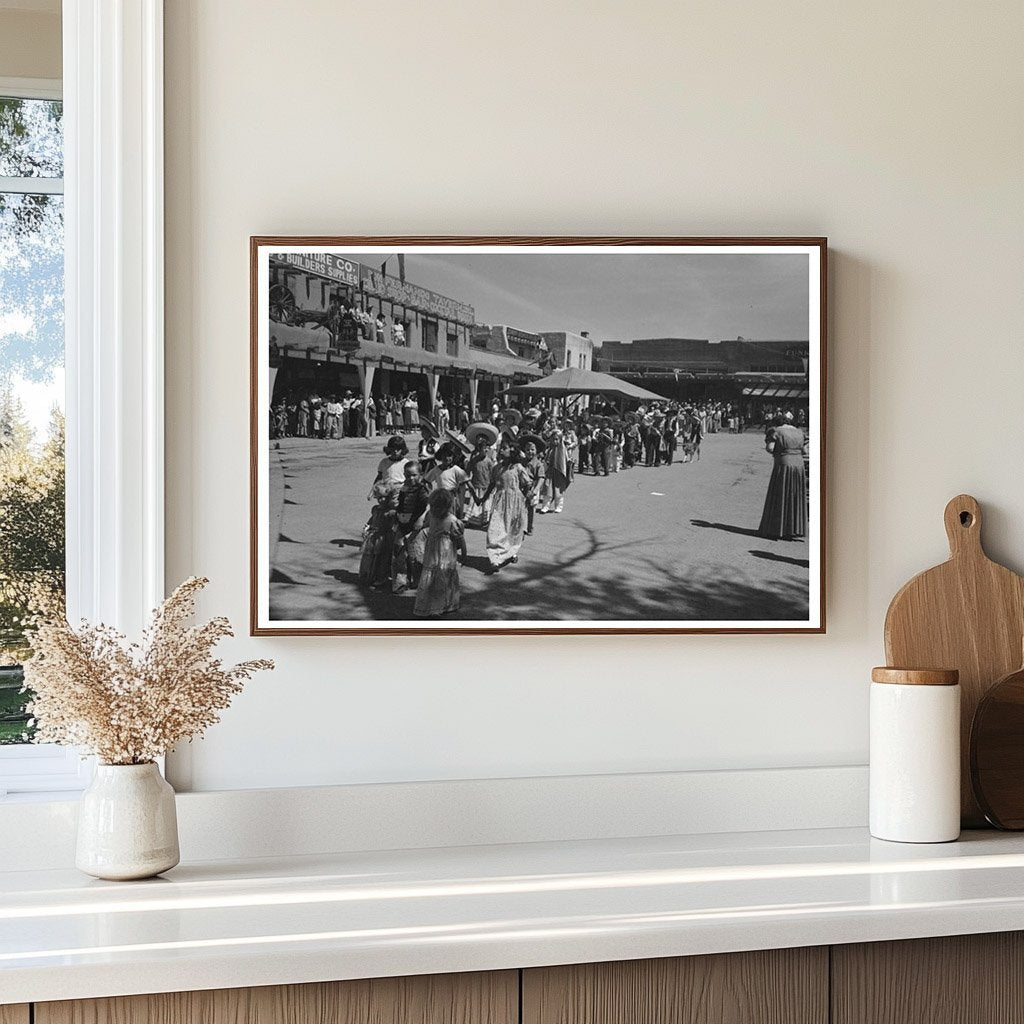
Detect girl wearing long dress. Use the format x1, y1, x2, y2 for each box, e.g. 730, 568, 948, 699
481, 440, 533, 570
359, 483, 399, 588
758, 415, 808, 539
414, 489, 463, 617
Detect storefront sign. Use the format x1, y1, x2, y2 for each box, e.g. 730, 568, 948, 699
274, 252, 361, 288
360, 267, 474, 325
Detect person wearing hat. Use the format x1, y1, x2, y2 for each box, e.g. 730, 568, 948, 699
517, 433, 545, 533
662, 405, 680, 466
464, 428, 498, 528
593, 419, 615, 476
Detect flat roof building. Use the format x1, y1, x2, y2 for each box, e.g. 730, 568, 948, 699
267, 254, 545, 415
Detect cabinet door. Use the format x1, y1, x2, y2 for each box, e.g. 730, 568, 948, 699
523, 948, 828, 1024
36, 971, 517, 1024
0, 1007, 30, 1024
832, 932, 1024, 1024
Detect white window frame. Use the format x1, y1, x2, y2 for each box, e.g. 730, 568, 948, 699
0, 0, 165, 797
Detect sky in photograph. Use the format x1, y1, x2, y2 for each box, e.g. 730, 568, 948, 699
342, 251, 811, 346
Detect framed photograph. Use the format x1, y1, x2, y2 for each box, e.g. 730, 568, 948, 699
250, 236, 826, 635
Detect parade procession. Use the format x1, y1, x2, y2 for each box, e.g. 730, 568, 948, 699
256, 246, 819, 630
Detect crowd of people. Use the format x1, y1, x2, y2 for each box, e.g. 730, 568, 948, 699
351, 395, 813, 619
270, 391, 477, 440
357, 415, 582, 617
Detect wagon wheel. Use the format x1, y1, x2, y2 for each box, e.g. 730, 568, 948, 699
269, 284, 296, 324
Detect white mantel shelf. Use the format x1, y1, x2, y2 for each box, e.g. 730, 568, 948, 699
5, 827, 1024, 1004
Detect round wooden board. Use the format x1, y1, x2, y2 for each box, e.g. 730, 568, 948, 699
971, 665, 1024, 829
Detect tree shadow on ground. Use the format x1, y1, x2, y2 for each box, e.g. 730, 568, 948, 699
271, 522, 809, 624
690, 519, 761, 538
330, 538, 363, 549
749, 549, 809, 569
270, 568, 301, 585
323, 568, 363, 586
445, 528, 808, 622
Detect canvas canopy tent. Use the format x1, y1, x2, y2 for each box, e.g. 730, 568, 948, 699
503, 367, 664, 403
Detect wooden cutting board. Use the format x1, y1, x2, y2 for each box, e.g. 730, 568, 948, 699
884, 494, 1024, 826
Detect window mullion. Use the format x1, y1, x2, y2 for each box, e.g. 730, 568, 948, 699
0, 176, 64, 195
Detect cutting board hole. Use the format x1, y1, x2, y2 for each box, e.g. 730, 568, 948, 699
960, 511, 974, 527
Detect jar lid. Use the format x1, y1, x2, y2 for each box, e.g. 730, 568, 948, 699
871, 667, 959, 686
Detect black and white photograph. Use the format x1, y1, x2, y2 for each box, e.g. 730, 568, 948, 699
251, 238, 825, 634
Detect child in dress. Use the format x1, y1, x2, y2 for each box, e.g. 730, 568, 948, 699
480, 438, 533, 571
370, 435, 409, 494
359, 482, 399, 588
391, 461, 430, 593
424, 444, 470, 561
413, 488, 463, 617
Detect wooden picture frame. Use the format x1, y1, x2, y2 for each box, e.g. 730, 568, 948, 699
251, 236, 826, 635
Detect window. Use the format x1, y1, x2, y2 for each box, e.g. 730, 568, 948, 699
0, 87, 65, 752
0, 10, 167, 798
422, 318, 438, 353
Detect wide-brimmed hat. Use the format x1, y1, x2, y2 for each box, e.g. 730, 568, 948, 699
465, 421, 499, 447
518, 432, 544, 452
499, 408, 523, 428
419, 419, 439, 438
443, 429, 474, 457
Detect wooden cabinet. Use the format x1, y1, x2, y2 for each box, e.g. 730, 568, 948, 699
34, 972, 518, 1024
832, 932, 1024, 1024
522, 948, 828, 1024
13, 933, 1024, 1024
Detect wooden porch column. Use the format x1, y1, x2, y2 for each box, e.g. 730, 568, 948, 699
426, 370, 440, 412
469, 376, 479, 418
357, 361, 376, 437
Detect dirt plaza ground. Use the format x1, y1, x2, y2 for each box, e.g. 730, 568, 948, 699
266, 431, 811, 623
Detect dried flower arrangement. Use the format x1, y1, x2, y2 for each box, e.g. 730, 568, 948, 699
22, 577, 273, 765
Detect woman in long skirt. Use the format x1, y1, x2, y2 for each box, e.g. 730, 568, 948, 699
414, 489, 463, 617
481, 440, 532, 569
758, 415, 808, 540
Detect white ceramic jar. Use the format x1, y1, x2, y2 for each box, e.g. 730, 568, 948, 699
76, 762, 180, 880
870, 667, 961, 843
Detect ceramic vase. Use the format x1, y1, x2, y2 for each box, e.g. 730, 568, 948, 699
76, 762, 180, 880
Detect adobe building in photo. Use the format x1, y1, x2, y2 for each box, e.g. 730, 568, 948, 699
594, 336, 810, 411
537, 330, 595, 371
267, 254, 545, 415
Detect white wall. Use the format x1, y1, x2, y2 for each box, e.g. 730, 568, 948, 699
164, 1, 1024, 792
